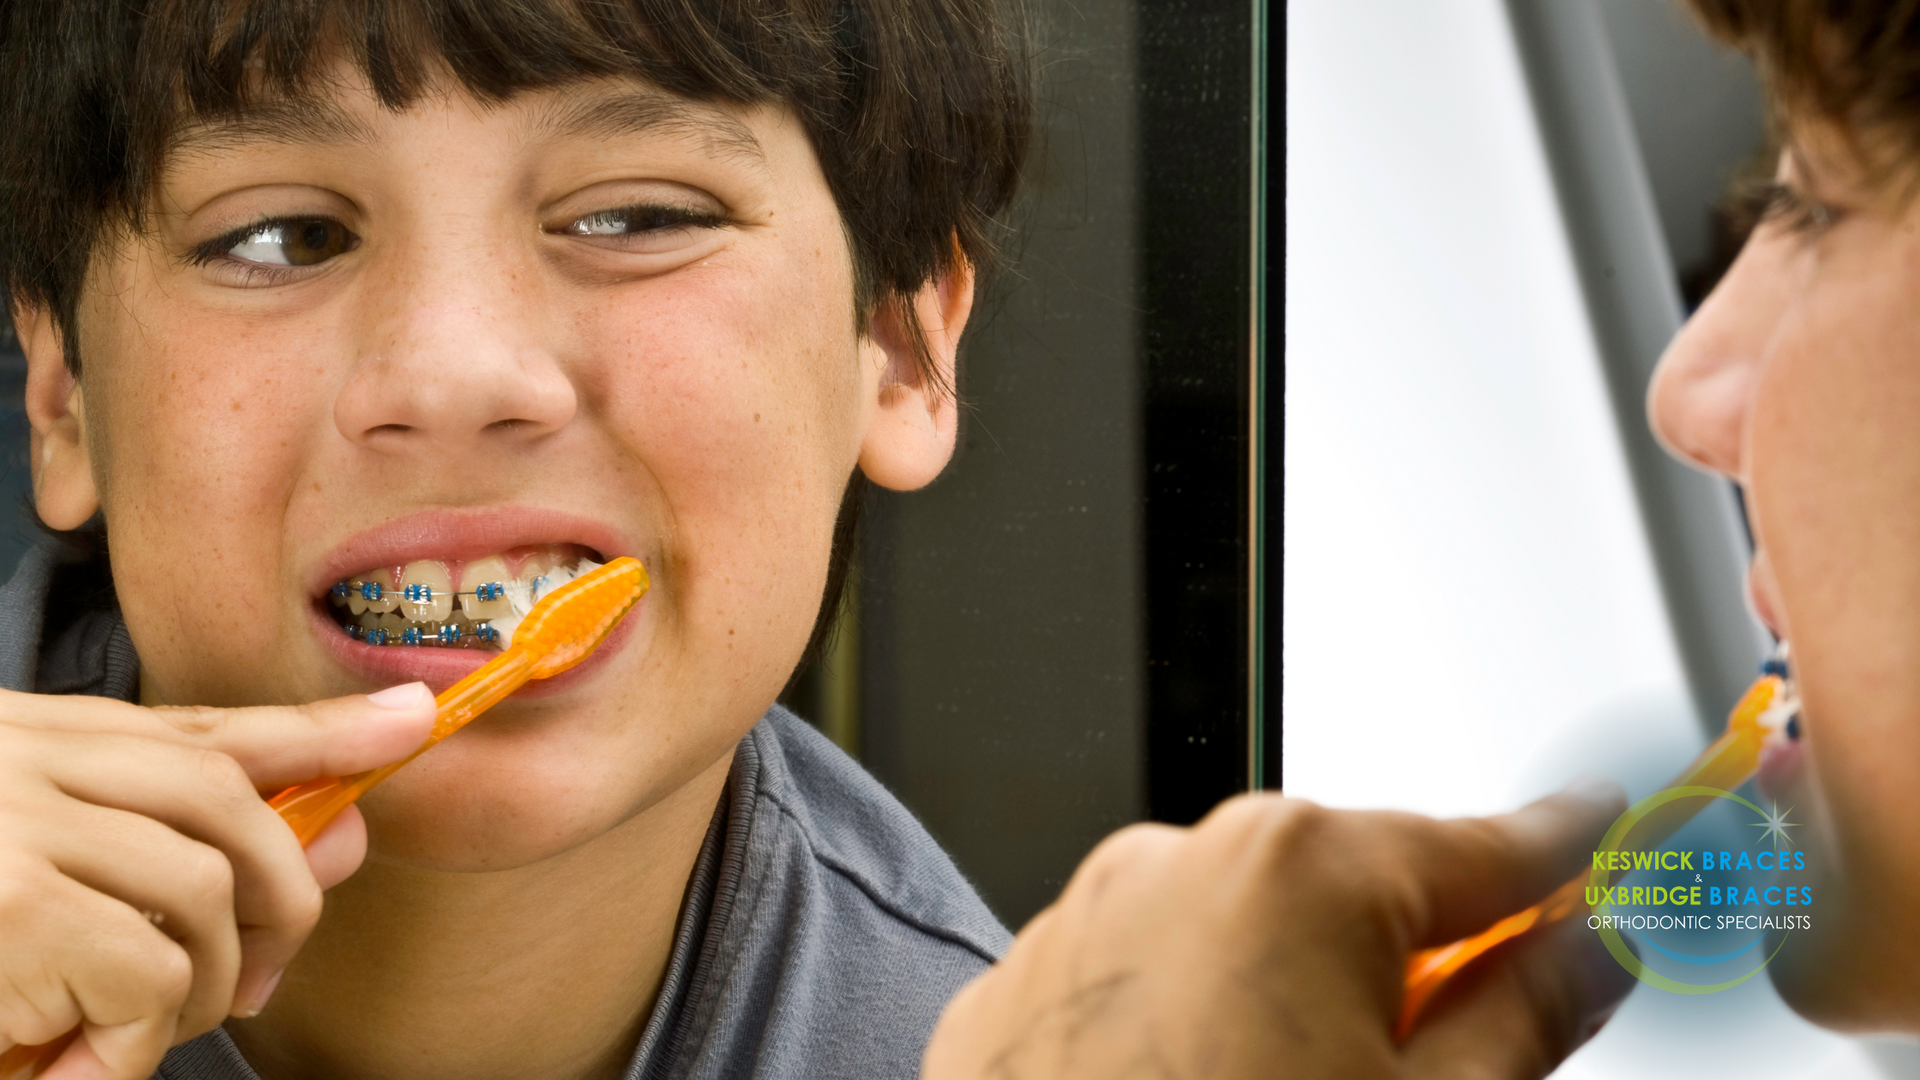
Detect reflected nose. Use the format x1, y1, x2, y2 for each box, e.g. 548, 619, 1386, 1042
336, 258, 577, 456
1647, 228, 1794, 482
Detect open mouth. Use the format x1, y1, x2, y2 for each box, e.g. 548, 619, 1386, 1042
323, 543, 601, 650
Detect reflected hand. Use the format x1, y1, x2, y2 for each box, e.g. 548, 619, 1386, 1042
923, 784, 1632, 1079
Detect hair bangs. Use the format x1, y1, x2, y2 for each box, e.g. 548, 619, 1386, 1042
2, 0, 1030, 395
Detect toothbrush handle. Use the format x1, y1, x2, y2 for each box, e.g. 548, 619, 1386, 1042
269, 646, 536, 844
268, 763, 407, 845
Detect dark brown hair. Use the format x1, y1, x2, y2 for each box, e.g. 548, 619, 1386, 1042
0, 0, 1032, 392
1686, 0, 1920, 170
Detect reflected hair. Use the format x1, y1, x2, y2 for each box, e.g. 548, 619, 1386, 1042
0, 0, 1033, 395
1686, 0, 1920, 177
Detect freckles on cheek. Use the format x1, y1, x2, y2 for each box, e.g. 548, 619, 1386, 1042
573, 262, 857, 670
584, 266, 855, 504
96, 308, 322, 634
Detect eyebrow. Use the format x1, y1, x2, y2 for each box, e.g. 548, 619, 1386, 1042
167, 84, 767, 170
526, 86, 767, 169
170, 97, 381, 156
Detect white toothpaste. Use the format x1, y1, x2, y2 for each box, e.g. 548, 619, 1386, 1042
489, 557, 603, 648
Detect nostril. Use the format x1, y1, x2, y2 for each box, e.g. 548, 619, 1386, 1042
369, 424, 414, 437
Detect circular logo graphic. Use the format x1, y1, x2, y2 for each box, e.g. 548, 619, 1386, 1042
1585, 785, 1812, 993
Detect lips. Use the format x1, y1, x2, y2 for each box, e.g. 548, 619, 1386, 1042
308, 506, 640, 691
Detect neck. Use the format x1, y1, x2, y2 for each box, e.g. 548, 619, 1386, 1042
228, 751, 732, 1080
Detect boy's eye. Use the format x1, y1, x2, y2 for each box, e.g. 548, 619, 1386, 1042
1749, 181, 1845, 236
194, 217, 358, 272
552, 204, 728, 250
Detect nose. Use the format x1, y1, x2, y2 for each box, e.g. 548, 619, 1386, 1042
336, 245, 577, 458
1646, 225, 1797, 482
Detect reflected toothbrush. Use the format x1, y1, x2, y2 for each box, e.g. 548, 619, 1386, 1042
1396, 645, 1800, 1038
0, 556, 648, 1079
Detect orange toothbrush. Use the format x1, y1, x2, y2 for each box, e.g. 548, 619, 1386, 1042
0, 556, 647, 1079
270, 555, 648, 842
1396, 664, 1796, 1038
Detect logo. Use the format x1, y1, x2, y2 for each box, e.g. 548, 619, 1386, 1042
1584, 786, 1812, 993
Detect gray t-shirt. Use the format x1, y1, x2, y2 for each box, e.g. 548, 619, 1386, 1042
0, 540, 1010, 1079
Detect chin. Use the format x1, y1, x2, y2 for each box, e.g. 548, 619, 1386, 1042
356, 789, 627, 872
1766, 871, 1920, 1035
346, 747, 665, 873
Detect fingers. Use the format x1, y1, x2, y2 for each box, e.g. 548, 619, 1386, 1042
302, 804, 368, 891
1391, 780, 1626, 948
148, 682, 438, 787
26, 728, 324, 1023
0, 859, 191, 1080
28, 801, 242, 1038
1404, 920, 1635, 1080
0, 682, 436, 788
0, 686, 427, 1079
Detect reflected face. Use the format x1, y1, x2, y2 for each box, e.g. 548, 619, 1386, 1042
1650, 135, 1920, 1027
27, 68, 906, 871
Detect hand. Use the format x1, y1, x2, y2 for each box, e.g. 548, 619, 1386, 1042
924, 783, 1633, 1080
0, 684, 436, 1079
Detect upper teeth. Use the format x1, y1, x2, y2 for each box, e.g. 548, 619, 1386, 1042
329, 547, 602, 648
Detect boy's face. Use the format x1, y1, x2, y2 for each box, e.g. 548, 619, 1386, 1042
1650, 132, 1920, 1028
17, 67, 964, 870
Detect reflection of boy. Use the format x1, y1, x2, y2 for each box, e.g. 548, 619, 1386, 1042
0, 2, 1029, 1077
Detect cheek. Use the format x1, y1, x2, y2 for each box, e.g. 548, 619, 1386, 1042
575, 242, 864, 684
1748, 266, 1920, 1004
81, 273, 329, 691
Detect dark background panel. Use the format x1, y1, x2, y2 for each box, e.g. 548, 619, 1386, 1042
1139, 0, 1254, 823
0, 317, 38, 577
853, 0, 1150, 927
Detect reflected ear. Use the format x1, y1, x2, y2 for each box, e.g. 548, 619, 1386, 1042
15, 302, 98, 529
856, 258, 974, 491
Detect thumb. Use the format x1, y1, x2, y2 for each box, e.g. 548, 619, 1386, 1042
149, 681, 437, 788
1403, 917, 1636, 1078
1403, 778, 1626, 950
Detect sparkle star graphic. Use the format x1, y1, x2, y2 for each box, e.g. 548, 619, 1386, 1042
1752, 800, 1801, 848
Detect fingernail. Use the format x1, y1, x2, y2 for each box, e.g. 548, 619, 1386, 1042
1560, 774, 1624, 808
366, 682, 432, 710
237, 969, 285, 1019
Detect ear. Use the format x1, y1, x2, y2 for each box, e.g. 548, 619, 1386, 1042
856, 258, 975, 491
14, 300, 99, 529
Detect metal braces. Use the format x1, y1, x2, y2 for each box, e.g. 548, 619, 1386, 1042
332, 579, 543, 604
343, 620, 501, 646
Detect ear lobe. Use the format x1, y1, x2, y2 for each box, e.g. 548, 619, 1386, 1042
857, 259, 975, 492
16, 302, 99, 529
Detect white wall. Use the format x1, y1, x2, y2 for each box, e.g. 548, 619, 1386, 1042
1282, 1, 1917, 1075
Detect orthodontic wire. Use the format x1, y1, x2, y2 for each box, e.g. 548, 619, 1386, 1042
331, 577, 558, 647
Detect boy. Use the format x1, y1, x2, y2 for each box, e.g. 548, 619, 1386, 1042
0, 1, 1027, 1076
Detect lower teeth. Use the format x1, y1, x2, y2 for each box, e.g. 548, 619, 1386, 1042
343, 620, 499, 648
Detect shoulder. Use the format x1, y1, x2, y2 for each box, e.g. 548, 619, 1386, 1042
672, 708, 1009, 1080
